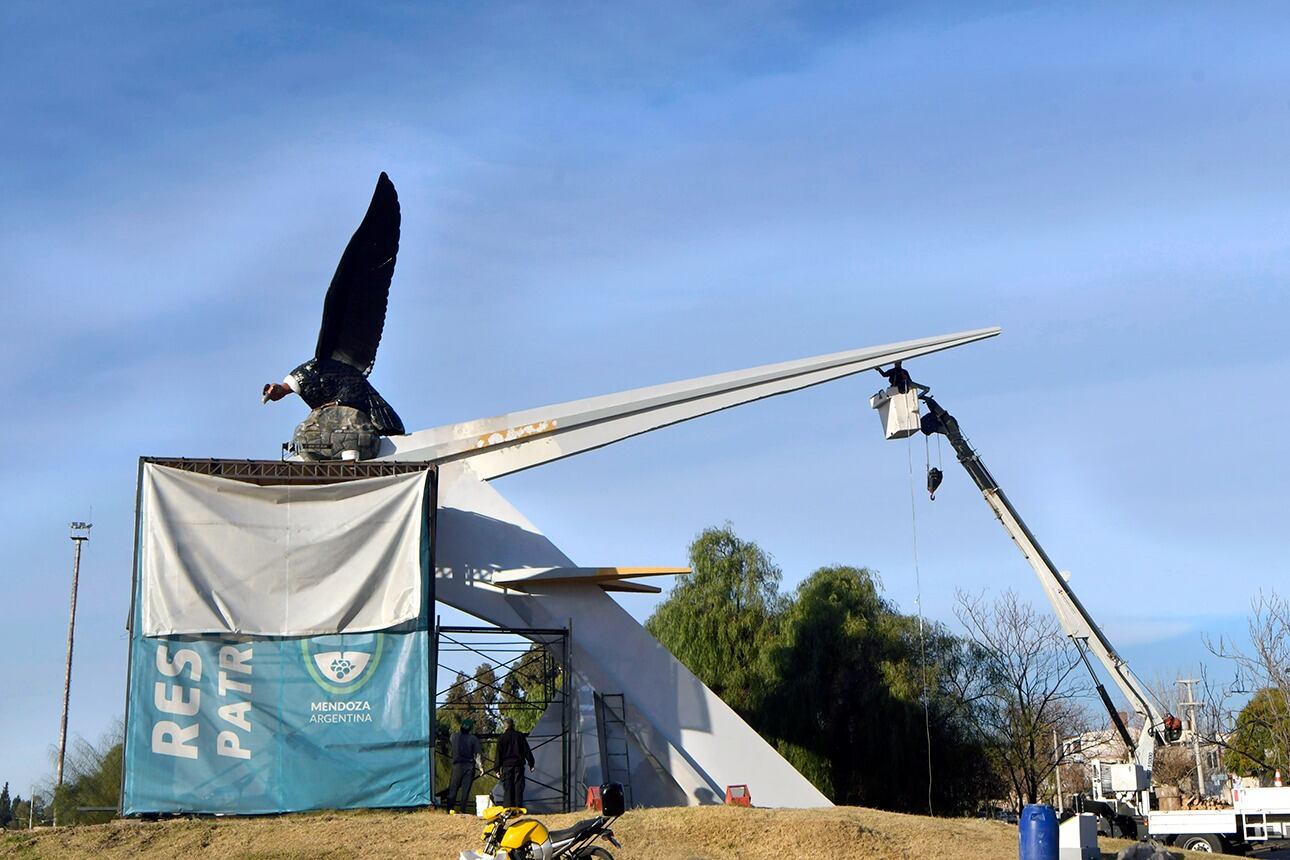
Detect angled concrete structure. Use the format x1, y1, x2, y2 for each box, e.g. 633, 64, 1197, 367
378, 328, 1000, 809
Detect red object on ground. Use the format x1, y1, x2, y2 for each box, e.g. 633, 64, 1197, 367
725, 784, 752, 807
586, 785, 602, 810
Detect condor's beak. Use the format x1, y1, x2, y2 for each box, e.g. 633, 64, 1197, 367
262, 382, 290, 404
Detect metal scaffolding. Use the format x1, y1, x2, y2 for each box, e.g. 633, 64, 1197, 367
434, 624, 572, 812
139, 457, 433, 485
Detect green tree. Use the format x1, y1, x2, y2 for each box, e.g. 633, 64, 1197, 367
764, 566, 992, 812
435, 664, 504, 800
443, 671, 471, 721
0, 782, 10, 828
50, 725, 123, 825
1224, 687, 1290, 779
645, 524, 785, 715
645, 525, 996, 813
7, 793, 33, 830
441, 664, 500, 732
499, 644, 561, 733
468, 664, 500, 735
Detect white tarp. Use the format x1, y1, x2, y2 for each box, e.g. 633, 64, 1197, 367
140, 464, 429, 637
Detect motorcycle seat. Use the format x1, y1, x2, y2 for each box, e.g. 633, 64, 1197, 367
547, 817, 602, 843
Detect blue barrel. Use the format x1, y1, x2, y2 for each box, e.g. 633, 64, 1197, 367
1018, 804, 1058, 860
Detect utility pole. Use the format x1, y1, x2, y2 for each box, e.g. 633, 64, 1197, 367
1053, 728, 1063, 812
56, 521, 91, 797
1178, 678, 1205, 798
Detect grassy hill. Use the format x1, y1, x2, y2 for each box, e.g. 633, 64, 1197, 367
0, 805, 1215, 859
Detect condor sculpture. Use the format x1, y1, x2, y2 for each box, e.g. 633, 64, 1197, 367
262, 173, 406, 457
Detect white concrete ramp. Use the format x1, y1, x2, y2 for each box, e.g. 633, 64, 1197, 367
433, 461, 831, 808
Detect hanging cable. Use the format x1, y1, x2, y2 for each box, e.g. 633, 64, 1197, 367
906, 432, 934, 816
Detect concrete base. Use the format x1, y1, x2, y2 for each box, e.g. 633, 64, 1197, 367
292, 405, 381, 461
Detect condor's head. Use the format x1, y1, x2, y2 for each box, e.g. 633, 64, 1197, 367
261, 382, 294, 404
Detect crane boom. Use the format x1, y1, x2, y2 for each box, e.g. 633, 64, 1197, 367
903, 389, 1181, 814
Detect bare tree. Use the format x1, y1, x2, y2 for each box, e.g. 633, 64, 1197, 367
1142, 677, 1206, 797
1205, 591, 1290, 779
955, 589, 1089, 808
1151, 743, 1202, 796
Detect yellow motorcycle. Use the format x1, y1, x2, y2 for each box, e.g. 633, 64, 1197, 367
458, 783, 624, 860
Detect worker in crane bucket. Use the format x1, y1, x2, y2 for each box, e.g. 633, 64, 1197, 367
877, 361, 929, 396
876, 363, 941, 497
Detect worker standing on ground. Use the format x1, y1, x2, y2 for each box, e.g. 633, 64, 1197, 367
496, 717, 535, 808
447, 718, 483, 814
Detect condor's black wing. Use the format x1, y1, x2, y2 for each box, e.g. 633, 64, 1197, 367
314, 172, 400, 376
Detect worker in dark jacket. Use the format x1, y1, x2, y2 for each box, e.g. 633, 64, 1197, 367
496, 717, 535, 808
447, 718, 483, 814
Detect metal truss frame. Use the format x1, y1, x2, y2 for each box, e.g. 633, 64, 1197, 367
434, 624, 573, 813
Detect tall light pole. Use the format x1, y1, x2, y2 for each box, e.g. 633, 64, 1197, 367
56, 521, 91, 792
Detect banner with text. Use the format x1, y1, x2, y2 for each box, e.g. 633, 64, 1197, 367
122, 628, 430, 814
121, 463, 433, 815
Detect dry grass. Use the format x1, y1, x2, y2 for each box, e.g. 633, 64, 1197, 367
0, 805, 1221, 859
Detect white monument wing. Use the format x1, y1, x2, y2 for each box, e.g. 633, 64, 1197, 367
379, 327, 1000, 478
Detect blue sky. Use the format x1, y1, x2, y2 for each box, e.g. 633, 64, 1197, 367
3, 2, 1289, 799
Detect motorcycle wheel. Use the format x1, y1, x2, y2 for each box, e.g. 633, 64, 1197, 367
572, 848, 613, 859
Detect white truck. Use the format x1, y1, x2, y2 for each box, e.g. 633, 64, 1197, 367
1145, 782, 1290, 854
872, 371, 1287, 854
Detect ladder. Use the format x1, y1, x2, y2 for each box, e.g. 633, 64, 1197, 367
598, 693, 634, 808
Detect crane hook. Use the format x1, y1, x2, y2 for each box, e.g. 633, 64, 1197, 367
927, 466, 944, 500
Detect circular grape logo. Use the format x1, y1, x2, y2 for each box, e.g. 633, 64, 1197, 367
302, 633, 384, 695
